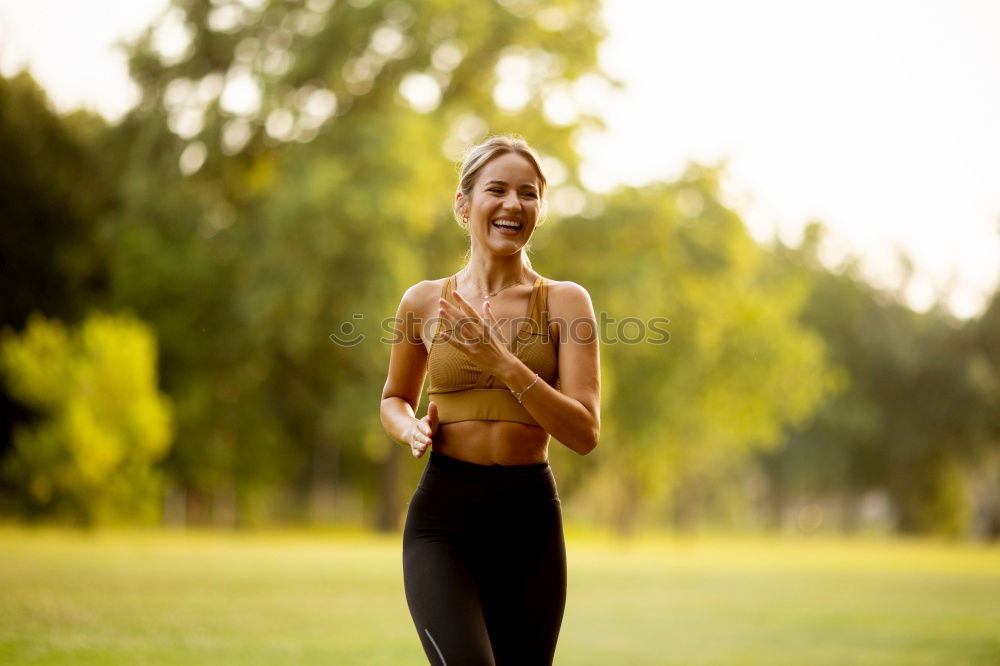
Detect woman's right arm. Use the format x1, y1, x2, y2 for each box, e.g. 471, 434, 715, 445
380, 282, 436, 456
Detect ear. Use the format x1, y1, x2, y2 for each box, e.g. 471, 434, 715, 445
454, 191, 469, 219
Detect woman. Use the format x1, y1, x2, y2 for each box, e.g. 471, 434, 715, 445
379, 135, 601, 665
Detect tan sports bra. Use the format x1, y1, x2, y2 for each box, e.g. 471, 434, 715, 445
426, 274, 559, 426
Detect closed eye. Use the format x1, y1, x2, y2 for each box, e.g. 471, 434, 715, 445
487, 187, 538, 199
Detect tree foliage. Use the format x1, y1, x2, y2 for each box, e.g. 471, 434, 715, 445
0, 312, 173, 525
0, 72, 119, 478
105, 0, 612, 525
541, 168, 839, 532
1, 0, 998, 537
758, 223, 1000, 537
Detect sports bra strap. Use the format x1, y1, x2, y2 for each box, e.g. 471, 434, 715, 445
440, 274, 456, 301
528, 277, 548, 332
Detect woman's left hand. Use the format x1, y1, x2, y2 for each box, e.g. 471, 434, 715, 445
437, 291, 514, 377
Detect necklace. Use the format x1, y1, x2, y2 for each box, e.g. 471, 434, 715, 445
459, 268, 526, 303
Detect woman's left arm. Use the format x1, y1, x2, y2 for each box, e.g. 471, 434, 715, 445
500, 281, 600, 454
437, 282, 601, 455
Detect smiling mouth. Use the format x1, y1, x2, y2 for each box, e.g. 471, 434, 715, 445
492, 219, 523, 231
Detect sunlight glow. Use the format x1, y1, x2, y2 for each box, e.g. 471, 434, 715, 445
399, 72, 441, 113
220, 68, 262, 116
588, 0, 1000, 318
0, 0, 997, 318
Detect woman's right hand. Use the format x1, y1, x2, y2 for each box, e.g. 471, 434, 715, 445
407, 402, 439, 458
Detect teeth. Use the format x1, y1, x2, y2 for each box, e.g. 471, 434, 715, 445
493, 220, 522, 229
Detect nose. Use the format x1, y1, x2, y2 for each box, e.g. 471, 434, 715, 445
502, 190, 522, 211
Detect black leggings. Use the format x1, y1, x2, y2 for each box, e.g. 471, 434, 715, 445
402, 450, 567, 665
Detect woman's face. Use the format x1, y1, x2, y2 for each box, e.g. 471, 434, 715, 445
458, 152, 542, 257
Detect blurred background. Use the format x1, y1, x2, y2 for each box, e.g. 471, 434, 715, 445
1, 0, 999, 539
2, 1, 1000, 663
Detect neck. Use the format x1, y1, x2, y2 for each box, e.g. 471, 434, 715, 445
461, 249, 529, 295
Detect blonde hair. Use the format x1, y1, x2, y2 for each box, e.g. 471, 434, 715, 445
453, 135, 547, 266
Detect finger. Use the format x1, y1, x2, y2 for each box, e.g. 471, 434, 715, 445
438, 296, 469, 319
446, 291, 484, 325
439, 304, 481, 339
450, 290, 479, 318
454, 294, 492, 342
482, 300, 502, 331
443, 323, 490, 351
427, 402, 439, 431
414, 425, 431, 444
438, 315, 482, 346
432, 321, 453, 343
479, 301, 505, 346
439, 328, 469, 351
437, 297, 456, 320
438, 300, 479, 341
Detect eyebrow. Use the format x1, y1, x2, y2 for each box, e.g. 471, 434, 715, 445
484, 179, 538, 190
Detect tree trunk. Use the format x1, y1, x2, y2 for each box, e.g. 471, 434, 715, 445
309, 435, 340, 522
612, 474, 640, 538
672, 477, 705, 534
374, 443, 400, 532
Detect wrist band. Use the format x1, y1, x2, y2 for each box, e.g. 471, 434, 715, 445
511, 373, 539, 404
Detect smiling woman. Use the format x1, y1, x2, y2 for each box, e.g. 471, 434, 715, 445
379, 135, 601, 664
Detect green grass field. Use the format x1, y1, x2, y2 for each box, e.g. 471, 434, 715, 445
1, 526, 998, 665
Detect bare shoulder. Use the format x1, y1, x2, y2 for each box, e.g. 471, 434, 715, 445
545, 279, 595, 318
398, 278, 450, 344
399, 278, 446, 314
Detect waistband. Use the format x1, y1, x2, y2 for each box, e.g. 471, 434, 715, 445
428, 450, 549, 476
418, 451, 557, 501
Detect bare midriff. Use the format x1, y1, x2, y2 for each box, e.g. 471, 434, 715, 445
434, 420, 550, 465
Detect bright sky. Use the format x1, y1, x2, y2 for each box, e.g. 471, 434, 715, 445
2, 0, 998, 319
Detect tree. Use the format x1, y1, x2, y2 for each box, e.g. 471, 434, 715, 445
0, 312, 173, 526
0, 72, 117, 508
541, 167, 838, 534
759, 223, 998, 537
109, 0, 613, 526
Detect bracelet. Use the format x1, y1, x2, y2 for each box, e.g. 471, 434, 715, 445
511, 373, 539, 404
